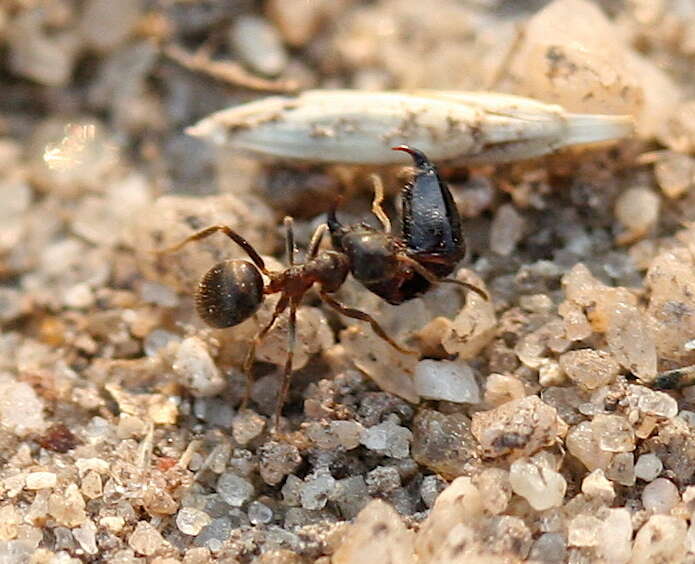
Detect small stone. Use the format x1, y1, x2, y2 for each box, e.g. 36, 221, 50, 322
642, 478, 679, 514
330, 421, 363, 450
80, 471, 102, 499
217, 473, 254, 508
232, 410, 266, 445
99, 516, 125, 533
637, 389, 678, 418
413, 359, 480, 404
559, 349, 621, 390
281, 475, 303, 507
0, 373, 45, 436
597, 508, 633, 563
632, 515, 687, 564
591, 414, 635, 452
581, 469, 614, 502
266, 0, 325, 47
606, 302, 657, 381
568, 514, 602, 547
484, 372, 526, 406
25, 472, 56, 490
412, 409, 478, 478
194, 517, 232, 550
72, 519, 98, 555
48, 484, 86, 527
529, 533, 568, 563
360, 420, 412, 459
471, 395, 559, 458
509, 457, 566, 511
420, 475, 447, 509
0, 287, 23, 323
177, 508, 212, 536
332, 500, 414, 564
472, 468, 512, 515
566, 422, 612, 471
605, 452, 635, 486
0, 505, 20, 540
172, 337, 226, 397
442, 287, 496, 360
490, 203, 525, 256
365, 466, 401, 496
635, 453, 663, 481
300, 471, 336, 510
229, 15, 288, 77
615, 187, 660, 242
330, 476, 370, 520
80, 0, 142, 51
247, 501, 273, 525
258, 442, 301, 486
129, 520, 165, 556
654, 152, 695, 199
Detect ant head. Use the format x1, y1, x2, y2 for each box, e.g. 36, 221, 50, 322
195, 260, 264, 328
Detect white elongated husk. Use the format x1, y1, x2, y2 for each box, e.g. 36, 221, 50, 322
187, 90, 634, 165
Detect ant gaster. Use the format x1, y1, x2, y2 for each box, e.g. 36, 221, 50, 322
157, 145, 486, 431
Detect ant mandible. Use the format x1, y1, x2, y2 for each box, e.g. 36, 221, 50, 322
157, 145, 486, 431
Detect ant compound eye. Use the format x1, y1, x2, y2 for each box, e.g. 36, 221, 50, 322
195, 260, 264, 328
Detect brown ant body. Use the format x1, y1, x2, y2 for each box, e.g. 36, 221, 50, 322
157, 145, 485, 430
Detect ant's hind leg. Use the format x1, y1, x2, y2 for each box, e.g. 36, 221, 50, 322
319, 291, 417, 356
154, 224, 269, 274
398, 255, 489, 301
274, 300, 297, 433
369, 174, 392, 233
241, 295, 289, 408
307, 224, 328, 259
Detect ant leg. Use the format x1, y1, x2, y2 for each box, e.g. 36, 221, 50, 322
307, 224, 327, 259
319, 291, 417, 355
369, 173, 392, 233
274, 299, 298, 432
154, 225, 269, 274
284, 216, 296, 266
241, 294, 289, 408
398, 255, 489, 301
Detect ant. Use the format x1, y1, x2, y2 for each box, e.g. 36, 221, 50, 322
156, 145, 486, 431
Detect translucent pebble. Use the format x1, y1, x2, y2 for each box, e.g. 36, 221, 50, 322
259, 442, 302, 486
490, 204, 525, 256
232, 410, 266, 446
266, 0, 325, 47
230, 15, 288, 77
635, 453, 663, 481
471, 396, 559, 458
642, 478, 679, 514
473, 468, 512, 515
606, 302, 657, 381
360, 420, 412, 459
591, 414, 635, 452
654, 152, 695, 199
216, 473, 254, 507
413, 359, 480, 404
177, 508, 212, 536
614, 187, 660, 241
247, 501, 273, 525
25, 472, 57, 490
330, 476, 369, 520
172, 337, 226, 398
638, 389, 678, 418
632, 515, 687, 564
442, 288, 496, 360
300, 472, 336, 510
194, 517, 232, 550
566, 422, 612, 471
529, 533, 567, 563
140, 281, 179, 308
332, 500, 414, 564
581, 469, 614, 502
71, 519, 97, 555
281, 475, 303, 507
559, 349, 620, 390
0, 373, 46, 437
606, 453, 635, 486
128, 521, 164, 556
420, 475, 447, 509
568, 514, 602, 547
597, 508, 633, 563
330, 421, 363, 450
484, 373, 526, 406
509, 458, 566, 511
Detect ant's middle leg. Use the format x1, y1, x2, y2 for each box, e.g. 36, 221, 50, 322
274, 298, 298, 432
307, 223, 328, 259
319, 291, 417, 355
369, 173, 392, 233
154, 224, 269, 275
241, 294, 289, 408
